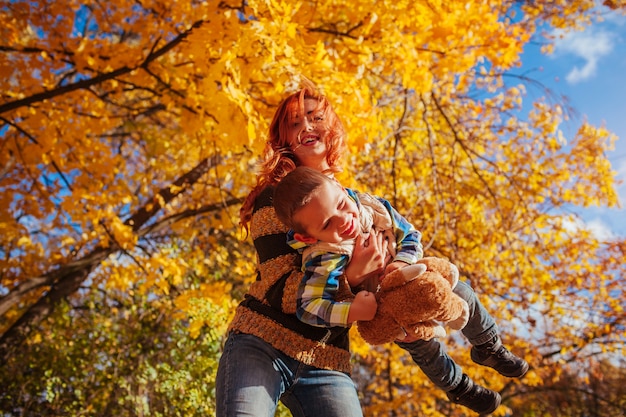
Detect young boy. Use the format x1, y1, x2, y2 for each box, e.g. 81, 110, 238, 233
273, 166, 423, 327
273, 166, 529, 415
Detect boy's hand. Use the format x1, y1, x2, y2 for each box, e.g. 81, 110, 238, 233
347, 291, 377, 323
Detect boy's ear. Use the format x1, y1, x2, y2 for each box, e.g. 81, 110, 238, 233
293, 232, 317, 244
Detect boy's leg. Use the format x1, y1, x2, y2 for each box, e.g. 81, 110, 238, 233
396, 337, 501, 415
454, 280, 499, 344
395, 279, 528, 414
395, 337, 462, 390
454, 280, 529, 378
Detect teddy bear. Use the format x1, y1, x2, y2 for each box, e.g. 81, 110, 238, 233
356, 256, 470, 345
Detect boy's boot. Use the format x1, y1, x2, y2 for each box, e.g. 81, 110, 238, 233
471, 335, 529, 378
447, 373, 501, 415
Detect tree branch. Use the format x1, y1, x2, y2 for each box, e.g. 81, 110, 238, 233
0, 155, 214, 362
0, 20, 205, 116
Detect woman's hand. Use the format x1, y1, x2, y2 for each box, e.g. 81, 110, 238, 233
344, 231, 388, 287
395, 329, 420, 343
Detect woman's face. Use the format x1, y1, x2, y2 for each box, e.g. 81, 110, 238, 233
285, 98, 330, 171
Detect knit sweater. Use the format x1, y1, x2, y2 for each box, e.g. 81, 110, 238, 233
227, 186, 353, 374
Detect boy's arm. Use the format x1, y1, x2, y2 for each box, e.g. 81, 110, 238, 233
379, 197, 423, 265
297, 252, 354, 327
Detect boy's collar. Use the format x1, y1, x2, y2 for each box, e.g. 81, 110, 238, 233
286, 229, 310, 252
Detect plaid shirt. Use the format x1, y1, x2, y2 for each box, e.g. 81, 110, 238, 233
287, 189, 423, 327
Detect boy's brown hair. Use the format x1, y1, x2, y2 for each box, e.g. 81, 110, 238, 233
273, 166, 336, 233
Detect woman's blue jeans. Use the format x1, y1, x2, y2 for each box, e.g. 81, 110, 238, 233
216, 332, 363, 417
396, 280, 499, 392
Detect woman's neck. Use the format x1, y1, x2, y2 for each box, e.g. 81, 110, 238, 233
301, 160, 330, 173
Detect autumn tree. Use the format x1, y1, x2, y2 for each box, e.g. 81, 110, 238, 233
1, 0, 625, 415
0, 280, 225, 416
507, 357, 626, 416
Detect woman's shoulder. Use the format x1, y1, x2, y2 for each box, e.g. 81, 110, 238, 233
253, 184, 275, 211
249, 184, 291, 246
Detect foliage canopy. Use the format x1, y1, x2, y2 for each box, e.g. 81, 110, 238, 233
1, 0, 625, 415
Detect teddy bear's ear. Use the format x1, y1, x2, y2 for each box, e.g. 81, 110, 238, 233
448, 263, 459, 288
401, 264, 427, 280
418, 257, 460, 287
382, 263, 427, 290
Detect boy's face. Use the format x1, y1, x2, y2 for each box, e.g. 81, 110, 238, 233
292, 180, 360, 244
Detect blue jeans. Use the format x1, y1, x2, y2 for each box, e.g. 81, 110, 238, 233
396, 280, 498, 392
216, 332, 363, 417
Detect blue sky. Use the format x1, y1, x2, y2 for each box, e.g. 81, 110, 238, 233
519, 11, 626, 238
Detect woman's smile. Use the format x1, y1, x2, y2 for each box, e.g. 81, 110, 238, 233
299, 133, 320, 145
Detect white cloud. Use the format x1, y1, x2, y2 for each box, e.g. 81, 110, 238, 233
561, 215, 617, 241
553, 29, 615, 84
586, 217, 616, 240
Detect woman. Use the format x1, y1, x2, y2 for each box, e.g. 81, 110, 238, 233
215, 81, 386, 417
217, 80, 529, 416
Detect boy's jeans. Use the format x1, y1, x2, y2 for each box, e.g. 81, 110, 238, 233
396, 280, 499, 391
216, 332, 363, 417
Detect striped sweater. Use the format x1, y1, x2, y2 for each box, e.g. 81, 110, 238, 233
227, 186, 353, 373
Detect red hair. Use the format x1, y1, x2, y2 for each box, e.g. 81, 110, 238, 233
240, 80, 346, 233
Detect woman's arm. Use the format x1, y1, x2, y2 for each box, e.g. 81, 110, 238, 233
343, 231, 388, 287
